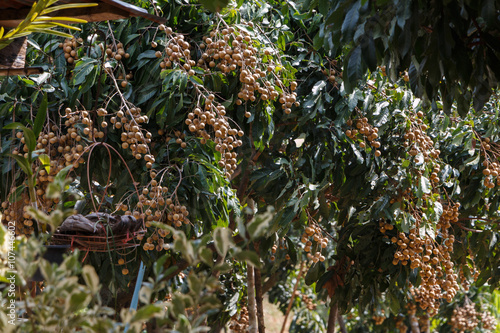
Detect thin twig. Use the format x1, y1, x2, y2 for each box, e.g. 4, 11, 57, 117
280, 261, 305, 333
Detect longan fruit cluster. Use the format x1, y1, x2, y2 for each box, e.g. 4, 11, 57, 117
197, 24, 298, 114
118, 72, 133, 89
321, 60, 340, 85
417, 315, 430, 332
400, 70, 410, 82
64, 107, 106, 145
140, 229, 168, 252
300, 224, 328, 263
156, 28, 195, 75
13, 126, 74, 211
403, 111, 440, 163
136, 226, 170, 252
165, 198, 190, 228
458, 267, 479, 292
229, 306, 249, 332
440, 203, 460, 227
59, 37, 82, 64
450, 303, 479, 333
110, 107, 155, 168
428, 164, 442, 183
11, 108, 103, 228
154, 23, 297, 178
116, 258, 131, 275
481, 311, 498, 330
345, 117, 382, 157
395, 316, 408, 333
270, 237, 290, 261
391, 217, 459, 314
128, 172, 192, 251
185, 99, 243, 178
105, 42, 130, 62
117, 177, 172, 251
379, 66, 387, 77
450, 303, 497, 333
372, 314, 385, 325
301, 294, 317, 310
4, 107, 108, 236
1, 193, 34, 235
378, 220, 394, 233
162, 129, 188, 148
479, 137, 500, 188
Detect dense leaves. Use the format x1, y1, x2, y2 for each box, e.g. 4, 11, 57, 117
0, 0, 499, 332
316, 0, 500, 114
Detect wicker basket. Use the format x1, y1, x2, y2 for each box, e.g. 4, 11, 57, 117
51, 229, 145, 252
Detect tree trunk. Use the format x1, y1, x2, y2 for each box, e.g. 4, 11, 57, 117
254, 266, 266, 333
409, 313, 420, 333
418, 314, 430, 333
326, 302, 338, 333
247, 264, 258, 333
280, 261, 305, 333
337, 314, 347, 333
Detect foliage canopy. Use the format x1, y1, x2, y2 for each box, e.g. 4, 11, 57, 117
0, 0, 499, 332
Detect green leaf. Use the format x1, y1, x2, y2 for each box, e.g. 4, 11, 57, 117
311, 80, 326, 95
82, 265, 100, 294
247, 208, 273, 240
67, 292, 91, 313
213, 227, 233, 257
345, 45, 363, 93
23, 28, 75, 39
232, 250, 261, 268
464, 154, 480, 167
33, 93, 47, 137
341, 1, 361, 42
387, 290, 401, 314
72, 58, 98, 86
7, 153, 32, 176
198, 247, 214, 267
3, 123, 36, 153
360, 35, 377, 71
417, 176, 431, 198
55, 165, 73, 182
189, 75, 204, 86
198, 0, 230, 12
305, 262, 324, 285
131, 304, 162, 322
8, 185, 25, 202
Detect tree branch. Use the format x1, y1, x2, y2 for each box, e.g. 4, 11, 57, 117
280, 261, 305, 333
254, 266, 265, 333
337, 314, 347, 333
409, 313, 420, 333
326, 301, 338, 333
247, 264, 258, 333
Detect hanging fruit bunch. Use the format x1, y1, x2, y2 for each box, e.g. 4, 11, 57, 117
59, 37, 83, 64
345, 115, 382, 157
389, 202, 463, 315
154, 20, 297, 178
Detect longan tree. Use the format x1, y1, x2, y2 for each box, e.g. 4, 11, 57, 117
0, 0, 499, 332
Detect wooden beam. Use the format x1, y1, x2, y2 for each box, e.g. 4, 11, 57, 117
0, 1, 166, 28
0, 37, 27, 68
0, 67, 44, 76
